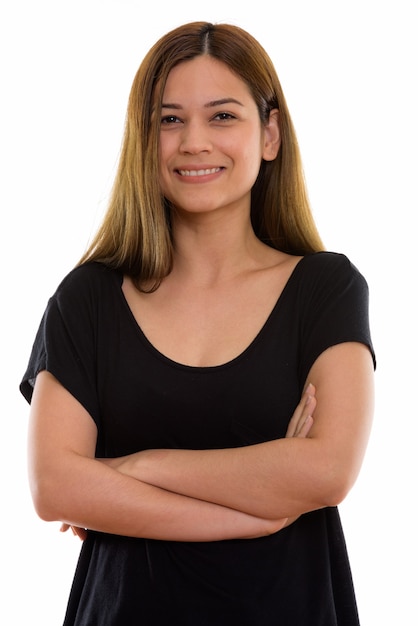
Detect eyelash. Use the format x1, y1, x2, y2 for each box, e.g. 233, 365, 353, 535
161, 112, 236, 125
161, 115, 180, 125
214, 112, 236, 121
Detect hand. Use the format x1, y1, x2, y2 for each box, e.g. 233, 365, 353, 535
286, 383, 316, 438
278, 385, 316, 529
60, 523, 87, 541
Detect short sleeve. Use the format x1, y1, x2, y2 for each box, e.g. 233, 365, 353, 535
298, 253, 376, 385
19, 265, 102, 424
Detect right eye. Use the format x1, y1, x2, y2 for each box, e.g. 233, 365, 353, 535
161, 115, 181, 125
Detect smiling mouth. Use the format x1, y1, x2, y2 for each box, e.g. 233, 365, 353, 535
177, 167, 222, 177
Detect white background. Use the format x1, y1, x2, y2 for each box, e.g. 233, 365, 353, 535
1, 1, 417, 624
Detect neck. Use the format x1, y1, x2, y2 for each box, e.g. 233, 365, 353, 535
170, 209, 272, 287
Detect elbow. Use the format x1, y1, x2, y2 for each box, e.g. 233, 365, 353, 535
29, 474, 65, 522
34, 506, 57, 523
321, 482, 351, 508
324, 475, 355, 507
31, 491, 58, 522
317, 461, 359, 508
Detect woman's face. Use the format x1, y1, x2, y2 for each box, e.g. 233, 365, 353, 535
158, 55, 279, 220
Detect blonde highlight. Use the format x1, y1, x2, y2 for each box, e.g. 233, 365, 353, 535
79, 22, 324, 290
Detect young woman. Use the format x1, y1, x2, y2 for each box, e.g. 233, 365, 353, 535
20, 21, 375, 625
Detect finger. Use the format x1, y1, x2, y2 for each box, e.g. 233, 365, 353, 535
294, 395, 316, 437
287, 392, 315, 438
59, 523, 87, 541
295, 413, 314, 438
73, 527, 88, 541
286, 384, 315, 437
285, 399, 305, 438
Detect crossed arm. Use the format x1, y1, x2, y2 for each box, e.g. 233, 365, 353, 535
28, 341, 374, 542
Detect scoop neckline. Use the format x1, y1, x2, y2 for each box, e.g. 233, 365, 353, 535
116, 254, 310, 372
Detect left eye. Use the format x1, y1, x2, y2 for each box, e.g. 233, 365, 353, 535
213, 112, 235, 121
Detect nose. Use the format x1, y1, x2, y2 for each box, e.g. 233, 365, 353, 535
179, 120, 212, 155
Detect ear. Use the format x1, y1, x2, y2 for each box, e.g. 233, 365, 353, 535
262, 108, 281, 161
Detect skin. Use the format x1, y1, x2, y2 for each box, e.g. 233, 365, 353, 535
102, 344, 373, 521
60, 389, 314, 541
29, 56, 374, 543
158, 56, 279, 221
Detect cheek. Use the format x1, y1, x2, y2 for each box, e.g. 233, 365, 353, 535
236, 128, 264, 163
241, 141, 264, 179
158, 170, 171, 200
158, 141, 172, 186
159, 138, 169, 167
159, 130, 178, 162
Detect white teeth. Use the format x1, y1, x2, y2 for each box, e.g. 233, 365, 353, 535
178, 168, 221, 177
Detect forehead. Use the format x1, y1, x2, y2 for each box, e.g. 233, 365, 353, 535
162, 56, 254, 104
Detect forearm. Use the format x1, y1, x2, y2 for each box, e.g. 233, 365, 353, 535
28, 372, 288, 541
102, 440, 326, 521
34, 453, 286, 541
100, 386, 320, 520
113, 344, 374, 520
106, 344, 374, 520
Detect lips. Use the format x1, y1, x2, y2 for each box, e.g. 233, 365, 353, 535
177, 167, 222, 177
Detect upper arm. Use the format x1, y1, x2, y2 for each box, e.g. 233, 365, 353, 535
27, 374, 285, 541
28, 370, 98, 517
305, 340, 375, 503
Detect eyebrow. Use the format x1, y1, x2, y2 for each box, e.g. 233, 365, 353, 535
161, 98, 245, 109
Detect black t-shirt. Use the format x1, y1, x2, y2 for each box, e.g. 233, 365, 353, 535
20, 252, 375, 626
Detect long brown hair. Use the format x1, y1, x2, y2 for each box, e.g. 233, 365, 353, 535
79, 22, 324, 290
